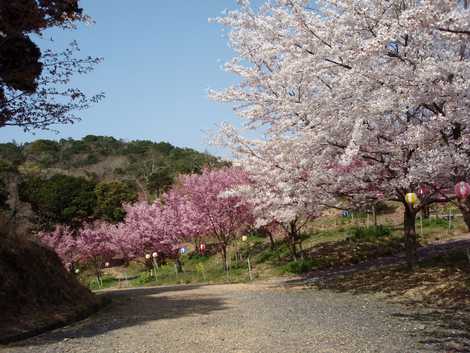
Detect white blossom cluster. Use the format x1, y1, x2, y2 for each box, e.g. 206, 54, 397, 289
211, 0, 470, 226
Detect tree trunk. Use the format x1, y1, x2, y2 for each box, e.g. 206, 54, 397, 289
221, 244, 229, 272
404, 205, 418, 270
297, 237, 305, 260
288, 222, 299, 261
175, 257, 184, 273
194, 238, 200, 254
422, 205, 430, 219
289, 237, 298, 262
457, 199, 470, 232
267, 231, 275, 251
95, 268, 102, 288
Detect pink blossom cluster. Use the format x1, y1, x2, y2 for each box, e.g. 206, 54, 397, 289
39, 167, 255, 270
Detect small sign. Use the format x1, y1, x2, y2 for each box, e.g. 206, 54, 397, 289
179, 247, 187, 254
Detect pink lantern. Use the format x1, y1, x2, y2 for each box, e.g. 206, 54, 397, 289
417, 185, 429, 198
199, 243, 206, 253
455, 182, 470, 200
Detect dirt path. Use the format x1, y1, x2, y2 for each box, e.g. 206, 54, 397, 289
0, 281, 444, 353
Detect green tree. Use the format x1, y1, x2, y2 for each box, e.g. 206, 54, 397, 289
147, 168, 174, 197
95, 181, 137, 222
19, 174, 97, 229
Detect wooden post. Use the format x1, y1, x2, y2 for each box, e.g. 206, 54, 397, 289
419, 213, 423, 237
152, 258, 158, 281
448, 210, 453, 234
247, 257, 253, 281
372, 205, 377, 227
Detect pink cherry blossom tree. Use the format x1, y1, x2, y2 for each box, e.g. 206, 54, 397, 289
173, 167, 254, 271
40, 222, 115, 286
219, 134, 328, 260
74, 222, 116, 287
39, 225, 77, 271
120, 201, 180, 259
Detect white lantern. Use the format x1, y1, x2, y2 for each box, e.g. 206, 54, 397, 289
241, 235, 248, 242
145, 254, 151, 260
152, 252, 158, 258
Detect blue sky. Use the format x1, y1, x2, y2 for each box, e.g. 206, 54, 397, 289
0, 1, 246, 155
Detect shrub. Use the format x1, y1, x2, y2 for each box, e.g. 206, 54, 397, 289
283, 259, 318, 274
422, 217, 449, 228
351, 225, 392, 239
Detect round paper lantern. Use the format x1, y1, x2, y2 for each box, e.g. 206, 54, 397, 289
199, 243, 206, 252
405, 193, 417, 205
105, 262, 110, 268
455, 181, 470, 200
152, 252, 158, 258
145, 254, 151, 260
74, 268, 80, 274
241, 235, 248, 242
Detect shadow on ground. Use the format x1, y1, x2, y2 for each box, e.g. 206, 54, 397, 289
6, 285, 227, 348
392, 310, 470, 353
284, 245, 470, 352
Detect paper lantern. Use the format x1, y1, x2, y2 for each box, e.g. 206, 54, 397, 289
417, 186, 429, 198
105, 262, 110, 268
199, 243, 206, 252
455, 181, 470, 200
241, 235, 248, 242
145, 254, 151, 260
74, 268, 80, 274
405, 193, 417, 205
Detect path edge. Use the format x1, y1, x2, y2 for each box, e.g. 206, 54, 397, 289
0, 296, 112, 345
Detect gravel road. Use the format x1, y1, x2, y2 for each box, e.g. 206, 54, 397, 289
0, 281, 445, 353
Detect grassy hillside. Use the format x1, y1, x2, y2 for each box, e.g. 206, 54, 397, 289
83, 211, 469, 310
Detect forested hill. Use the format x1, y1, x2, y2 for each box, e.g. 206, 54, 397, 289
0, 136, 227, 230
0, 135, 225, 185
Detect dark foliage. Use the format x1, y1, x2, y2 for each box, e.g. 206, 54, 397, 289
95, 180, 138, 223
0, 136, 226, 198
0, 0, 103, 130
19, 174, 97, 229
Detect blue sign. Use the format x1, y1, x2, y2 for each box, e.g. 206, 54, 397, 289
341, 210, 351, 218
